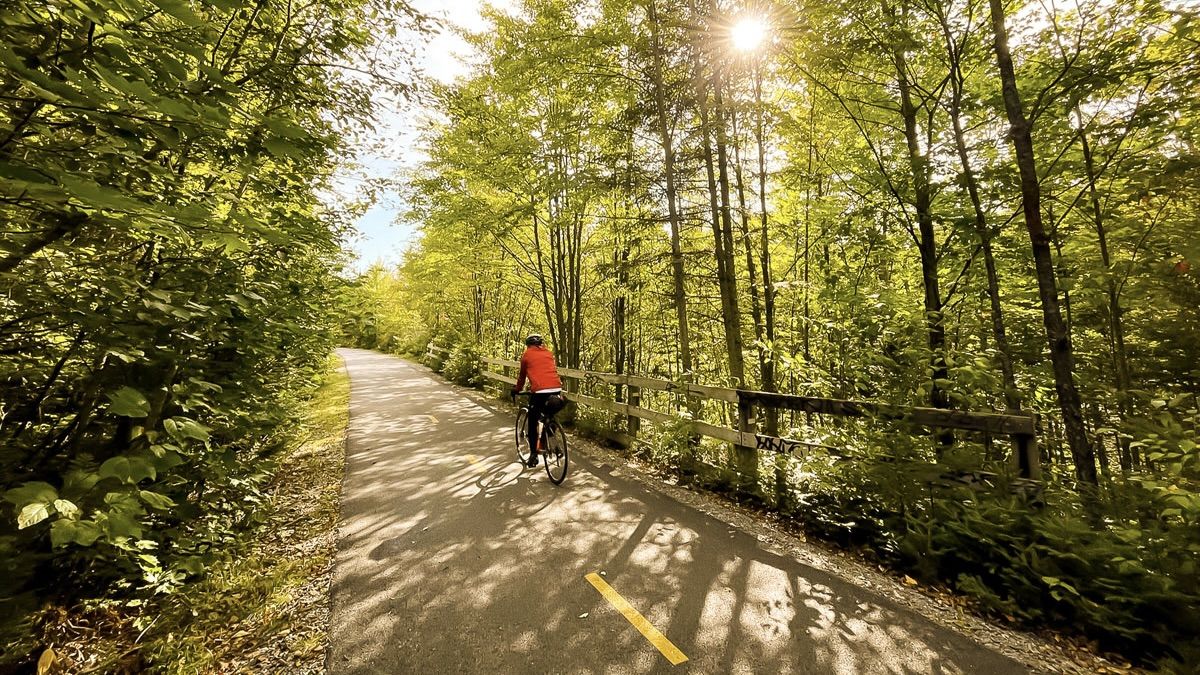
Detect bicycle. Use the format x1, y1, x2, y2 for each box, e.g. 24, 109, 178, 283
511, 392, 569, 485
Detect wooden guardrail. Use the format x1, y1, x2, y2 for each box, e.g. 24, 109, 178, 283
429, 343, 1041, 480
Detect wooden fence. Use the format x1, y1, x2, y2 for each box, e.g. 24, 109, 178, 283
425, 343, 1041, 481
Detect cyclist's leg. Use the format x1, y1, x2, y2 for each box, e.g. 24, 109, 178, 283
527, 393, 549, 455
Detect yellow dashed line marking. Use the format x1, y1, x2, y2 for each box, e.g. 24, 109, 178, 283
585, 572, 688, 666
467, 455, 481, 465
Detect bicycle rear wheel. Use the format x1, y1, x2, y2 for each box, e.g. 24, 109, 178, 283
542, 423, 568, 484
515, 409, 531, 464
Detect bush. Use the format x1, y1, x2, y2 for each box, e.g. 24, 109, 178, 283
441, 344, 483, 387
897, 484, 1200, 666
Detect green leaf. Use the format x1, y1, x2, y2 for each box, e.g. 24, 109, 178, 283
61, 470, 100, 499
178, 556, 207, 575
52, 499, 81, 519
153, 0, 205, 26
147, 448, 185, 472
266, 117, 307, 139
138, 491, 175, 510
107, 387, 150, 417
98, 456, 156, 484
4, 481, 58, 507
17, 503, 50, 529
164, 417, 210, 442
264, 137, 307, 160
102, 511, 143, 540
59, 174, 148, 213
216, 232, 251, 252
50, 520, 103, 547
0, 161, 54, 185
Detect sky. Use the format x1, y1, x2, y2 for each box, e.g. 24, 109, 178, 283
339, 0, 509, 271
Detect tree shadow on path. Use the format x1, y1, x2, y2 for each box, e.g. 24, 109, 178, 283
328, 349, 1029, 675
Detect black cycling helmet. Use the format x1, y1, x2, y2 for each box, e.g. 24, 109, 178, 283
525, 334, 544, 346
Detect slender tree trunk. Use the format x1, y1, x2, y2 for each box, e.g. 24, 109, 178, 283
803, 97, 816, 373
888, 8, 951, 445
711, 62, 748, 389
531, 204, 559, 351
692, 41, 746, 389
647, 0, 694, 377
695, 0, 755, 491
732, 112, 767, 392
988, 0, 1097, 485
614, 248, 628, 405
753, 63, 779, 436
938, 12, 1020, 412
1078, 112, 1133, 470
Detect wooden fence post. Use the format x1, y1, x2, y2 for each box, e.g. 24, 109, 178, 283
734, 392, 760, 495
1013, 431, 1041, 480
627, 382, 641, 440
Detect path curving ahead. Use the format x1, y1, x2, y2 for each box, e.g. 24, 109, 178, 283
328, 349, 1030, 674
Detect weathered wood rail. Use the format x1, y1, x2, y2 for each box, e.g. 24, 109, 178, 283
425, 343, 1041, 480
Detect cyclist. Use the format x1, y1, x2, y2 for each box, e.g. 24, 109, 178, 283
511, 334, 564, 467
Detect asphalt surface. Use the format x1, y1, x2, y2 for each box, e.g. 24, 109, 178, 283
328, 349, 1030, 674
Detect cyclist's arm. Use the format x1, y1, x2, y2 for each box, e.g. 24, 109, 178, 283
513, 353, 528, 392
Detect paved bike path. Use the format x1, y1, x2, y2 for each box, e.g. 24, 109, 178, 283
328, 349, 1031, 674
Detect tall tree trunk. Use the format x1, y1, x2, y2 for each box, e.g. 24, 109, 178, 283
1078, 111, 1133, 471
732, 112, 767, 393
938, 10, 1020, 412
753, 63, 779, 436
647, 0, 694, 377
888, 6, 951, 445
803, 97, 817, 375
614, 248, 628, 404
692, 40, 746, 389
694, 1, 755, 491
988, 0, 1097, 485
710, 62, 748, 389
531, 204, 559, 352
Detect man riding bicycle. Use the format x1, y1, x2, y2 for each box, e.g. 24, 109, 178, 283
511, 334, 564, 468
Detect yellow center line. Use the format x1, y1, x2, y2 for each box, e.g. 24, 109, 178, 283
584, 572, 688, 666
466, 455, 481, 465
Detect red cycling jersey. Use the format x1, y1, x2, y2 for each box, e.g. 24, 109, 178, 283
515, 345, 562, 392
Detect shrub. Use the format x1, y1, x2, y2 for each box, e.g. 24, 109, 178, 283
897, 482, 1200, 666
441, 344, 483, 387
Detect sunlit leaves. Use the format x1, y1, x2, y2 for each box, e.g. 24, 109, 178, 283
1, 0, 423, 625
107, 387, 151, 418
98, 456, 157, 484
50, 519, 103, 547
16, 503, 50, 530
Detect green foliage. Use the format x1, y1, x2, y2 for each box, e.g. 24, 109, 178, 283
0, 0, 423, 663
638, 410, 695, 468
441, 344, 484, 387
339, 264, 429, 354
333, 0, 1198, 667
423, 350, 448, 372
897, 484, 1200, 664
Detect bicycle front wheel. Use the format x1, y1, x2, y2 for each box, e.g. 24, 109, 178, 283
543, 424, 568, 485
515, 409, 531, 464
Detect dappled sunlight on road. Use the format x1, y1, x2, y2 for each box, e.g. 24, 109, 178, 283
328, 349, 1023, 674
